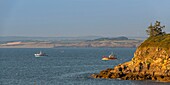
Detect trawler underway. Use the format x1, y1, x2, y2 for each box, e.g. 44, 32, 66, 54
102, 53, 117, 60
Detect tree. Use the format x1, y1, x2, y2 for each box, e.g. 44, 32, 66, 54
146, 21, 166, 37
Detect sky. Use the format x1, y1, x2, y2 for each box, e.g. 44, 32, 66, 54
0, 0, 170, 37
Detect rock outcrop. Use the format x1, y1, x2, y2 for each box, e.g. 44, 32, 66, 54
91, 34, 170, 82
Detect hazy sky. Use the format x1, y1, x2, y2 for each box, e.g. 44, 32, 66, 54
0, 0, 170, 37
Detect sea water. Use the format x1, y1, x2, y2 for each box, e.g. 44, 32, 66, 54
0, 48, 169, 85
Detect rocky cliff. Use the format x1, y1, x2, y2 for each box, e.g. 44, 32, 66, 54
91, 34, 170, 82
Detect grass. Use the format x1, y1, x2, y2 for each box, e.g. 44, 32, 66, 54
139, 34, 170, 50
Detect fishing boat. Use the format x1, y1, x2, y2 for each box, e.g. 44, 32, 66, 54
102, 53, 117, 60
34, 51, 47, 57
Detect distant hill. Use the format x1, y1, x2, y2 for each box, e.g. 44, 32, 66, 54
93, 36, 129, 41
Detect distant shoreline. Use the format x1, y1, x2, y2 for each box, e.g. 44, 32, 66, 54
0, 36, 143, 48
0, 40, 142, 48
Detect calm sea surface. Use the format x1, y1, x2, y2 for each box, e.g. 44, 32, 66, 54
0, 48, 170, 85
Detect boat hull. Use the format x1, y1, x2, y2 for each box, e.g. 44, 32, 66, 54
102, 57, 109, 60
102, 57, 117, 61
35, 55, 46, 57
34, 54, 47, 57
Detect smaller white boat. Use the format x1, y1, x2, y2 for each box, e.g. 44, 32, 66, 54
34, 51, 47, 57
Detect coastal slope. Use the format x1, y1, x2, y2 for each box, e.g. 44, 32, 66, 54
92, 34, 170, 82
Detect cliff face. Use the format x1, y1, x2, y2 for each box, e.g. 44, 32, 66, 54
92, 34, 170, 82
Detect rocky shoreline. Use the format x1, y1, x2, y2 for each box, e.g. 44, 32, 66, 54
91, 63, 170, 82
91, 34, 170, 82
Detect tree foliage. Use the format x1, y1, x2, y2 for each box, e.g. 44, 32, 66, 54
146, 21, 166, 37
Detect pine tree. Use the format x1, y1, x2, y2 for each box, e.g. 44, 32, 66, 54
146, 21, 165, 37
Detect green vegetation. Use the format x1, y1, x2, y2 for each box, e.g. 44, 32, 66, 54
141, 21, 170, 49
140, 34, 170, 49
146, 21, 166, 37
